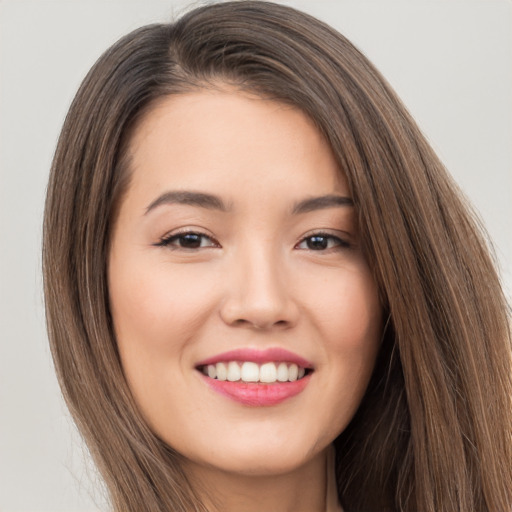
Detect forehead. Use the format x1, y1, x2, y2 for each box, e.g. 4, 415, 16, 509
124, 88, 348, 206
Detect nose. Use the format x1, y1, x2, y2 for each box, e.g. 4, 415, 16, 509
219, 246, 299, 331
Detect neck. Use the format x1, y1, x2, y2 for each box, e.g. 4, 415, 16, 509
186, 448, 329, 512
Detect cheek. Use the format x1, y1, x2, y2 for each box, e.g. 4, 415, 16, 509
305, 262, 382, 351
331, 269, 382, 375
107, 256, 224, 433
109, 255, 218, 352
107, 254, 221, 430
301, 263, 382, 423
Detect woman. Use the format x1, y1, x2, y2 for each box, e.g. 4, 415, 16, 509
43, 1, 512, 511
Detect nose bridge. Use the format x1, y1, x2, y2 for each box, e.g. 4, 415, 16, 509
220, 238, 298, 329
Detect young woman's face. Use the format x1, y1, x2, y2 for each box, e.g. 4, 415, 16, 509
109, 89, 382, 478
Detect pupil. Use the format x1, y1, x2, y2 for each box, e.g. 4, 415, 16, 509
180, 234, 201, 248
307, 236, 328, 250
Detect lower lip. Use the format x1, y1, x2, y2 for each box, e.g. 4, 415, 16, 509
200, 374, 311, 406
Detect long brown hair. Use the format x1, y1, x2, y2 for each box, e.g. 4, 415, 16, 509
43, 2, 512, 511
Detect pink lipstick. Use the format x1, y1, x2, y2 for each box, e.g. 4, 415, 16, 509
196, 347, 313, 368
196, 348, 313, 406
200, 376, 311, 406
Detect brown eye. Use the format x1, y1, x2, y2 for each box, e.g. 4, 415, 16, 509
305, 235, 330, 250
296, 234, 350, 251
156, 232, 218, 249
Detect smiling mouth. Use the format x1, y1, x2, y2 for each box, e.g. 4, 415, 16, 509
197, 361, 312, 384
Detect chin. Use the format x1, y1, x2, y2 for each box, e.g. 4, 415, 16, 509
200, 449, 313, 477
179, 427, 327, 478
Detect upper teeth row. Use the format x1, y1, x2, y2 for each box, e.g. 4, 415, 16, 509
202, 361, 306, 383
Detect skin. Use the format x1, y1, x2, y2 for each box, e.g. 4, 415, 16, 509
108, 88, 383, 512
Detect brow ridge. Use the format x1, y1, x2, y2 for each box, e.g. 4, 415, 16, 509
145, 190, 229, 214
291, 194, 354, 214
145, 191, 353, 215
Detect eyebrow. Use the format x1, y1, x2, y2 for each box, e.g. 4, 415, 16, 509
291, 194, 354, 214
144, 190, 353, 215
145, 190, 230, 215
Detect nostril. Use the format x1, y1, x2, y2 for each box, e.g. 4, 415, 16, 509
229, 318, 287, 330
253, 319, 291, 330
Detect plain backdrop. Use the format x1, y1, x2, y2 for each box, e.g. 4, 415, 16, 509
0, 1, 510, 510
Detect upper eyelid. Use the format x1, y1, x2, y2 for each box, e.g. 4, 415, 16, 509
298, 228, 352, 241
161, 226, 216, 239
295, 232, 350, 247
156, 228, 219, 248
302, 229, 343, 236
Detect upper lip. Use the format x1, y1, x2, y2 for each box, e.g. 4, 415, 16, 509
196, 348, 314, 369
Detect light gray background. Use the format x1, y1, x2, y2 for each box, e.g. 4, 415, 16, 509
1, 1, 510, 510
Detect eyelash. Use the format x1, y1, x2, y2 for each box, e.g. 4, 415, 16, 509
155, 230, 351, 252
296, 232, 351, 251
155, 230, 220, 250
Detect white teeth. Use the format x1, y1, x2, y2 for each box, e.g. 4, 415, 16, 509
260, 362, 277, 383
241, 362, 259, 382
276, 362, 288, 382
202, 361, 308, 383
207, 364, 217, 379
227, 361, 241, 381
216, 362, 227, 381
288, 363, 298, 382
